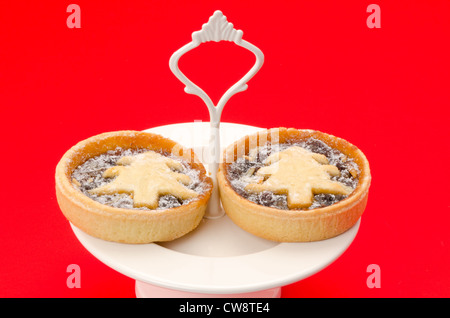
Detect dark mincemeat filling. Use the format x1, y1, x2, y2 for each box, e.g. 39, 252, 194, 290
227, 138, 360, 210
71, 147, 205, 210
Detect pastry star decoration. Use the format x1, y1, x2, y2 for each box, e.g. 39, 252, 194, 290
89, 151, 198, 209
245, 146, 353, 209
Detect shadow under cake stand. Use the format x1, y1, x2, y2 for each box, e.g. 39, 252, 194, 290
70, 122, 360, 298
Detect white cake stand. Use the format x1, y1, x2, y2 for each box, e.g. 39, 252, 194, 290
70, 122, 360, 298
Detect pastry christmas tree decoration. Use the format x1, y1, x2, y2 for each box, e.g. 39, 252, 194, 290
89, 151, 199, 209
245, 146, 353, 209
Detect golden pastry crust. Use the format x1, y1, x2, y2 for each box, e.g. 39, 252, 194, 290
217, 128, 371, 242
55, 130, 213, 243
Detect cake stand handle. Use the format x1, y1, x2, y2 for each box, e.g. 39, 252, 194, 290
169, 10, 264, 219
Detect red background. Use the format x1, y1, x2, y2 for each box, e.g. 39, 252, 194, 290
1, 0, 449, 298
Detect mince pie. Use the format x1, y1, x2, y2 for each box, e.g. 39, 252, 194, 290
217, 128, 371, 242
55, 131, 213, 243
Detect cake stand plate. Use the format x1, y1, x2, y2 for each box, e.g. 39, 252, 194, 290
70, 122, 361, 298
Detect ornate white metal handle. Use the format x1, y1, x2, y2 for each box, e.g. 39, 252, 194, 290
169, 10, 264, 219
169, 10, 264, 123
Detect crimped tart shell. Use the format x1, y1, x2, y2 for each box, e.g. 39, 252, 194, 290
55, 130, 213, 244
217, 128, 371, 242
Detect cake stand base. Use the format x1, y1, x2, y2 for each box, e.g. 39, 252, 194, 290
135, 280, 281, 298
